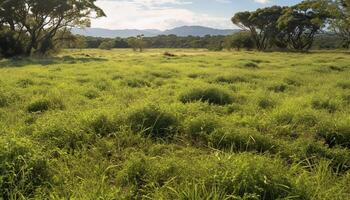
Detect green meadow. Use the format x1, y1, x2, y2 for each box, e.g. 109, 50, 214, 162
0, 49, 350, 199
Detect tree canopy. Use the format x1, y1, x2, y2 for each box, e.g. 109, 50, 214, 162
0, 0, 105, 57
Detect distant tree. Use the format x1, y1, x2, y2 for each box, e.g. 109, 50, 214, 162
328, 0, 350, 48
99, 40, 115, 50
225, 31, 254, 51
232, 6, 285, 51
278, 0, 330, 51
128, 35, 147, 52
0, 0, 105, 57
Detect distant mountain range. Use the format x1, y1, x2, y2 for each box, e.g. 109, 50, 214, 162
72, 26, 239, 38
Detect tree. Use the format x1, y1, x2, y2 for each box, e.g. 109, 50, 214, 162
328, 0, 350, 48
278, 0, 330, 51
0, 0, 105, 57
127, 35, 147, 52
232, 6, 285, 51
99, 40, 115, 50
224, 31, 254, 51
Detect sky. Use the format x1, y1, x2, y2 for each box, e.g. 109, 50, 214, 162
91, 0, 302, 30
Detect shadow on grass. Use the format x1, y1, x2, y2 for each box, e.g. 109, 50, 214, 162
0, 55, 108, 68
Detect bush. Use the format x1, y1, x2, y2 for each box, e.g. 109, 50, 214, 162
127, 105, 178, 140
27, 97, 65, 113
0, 138, 51, 199
180, 87, 233, 105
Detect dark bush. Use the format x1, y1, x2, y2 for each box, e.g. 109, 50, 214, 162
128, 105, 178, 140
0, 31, 25, 58
0, 138, 51, 199
180, 87, 233, 105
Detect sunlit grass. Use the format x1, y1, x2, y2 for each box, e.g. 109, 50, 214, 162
0, 49, 349, 199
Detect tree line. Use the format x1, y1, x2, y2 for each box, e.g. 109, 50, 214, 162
68, 32, 344, 51
0, 0, 349, 58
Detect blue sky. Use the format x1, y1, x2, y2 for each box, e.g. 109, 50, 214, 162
92, 0, 302, 30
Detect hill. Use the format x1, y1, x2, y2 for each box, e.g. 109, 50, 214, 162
72, 26, 239, 38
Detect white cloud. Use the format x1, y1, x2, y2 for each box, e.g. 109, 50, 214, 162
91, 0, 233, 30
254, 0, 270, 4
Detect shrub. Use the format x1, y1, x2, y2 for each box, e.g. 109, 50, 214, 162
27, 97, 65, 113
180, 87, 233, 105
0, 138, 52, 199
127, 105, 178, 140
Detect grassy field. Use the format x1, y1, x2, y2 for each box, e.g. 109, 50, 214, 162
0, 49, 350, 199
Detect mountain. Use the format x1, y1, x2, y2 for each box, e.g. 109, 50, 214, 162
72, 26, 239, 38
162, 26, 237, 37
